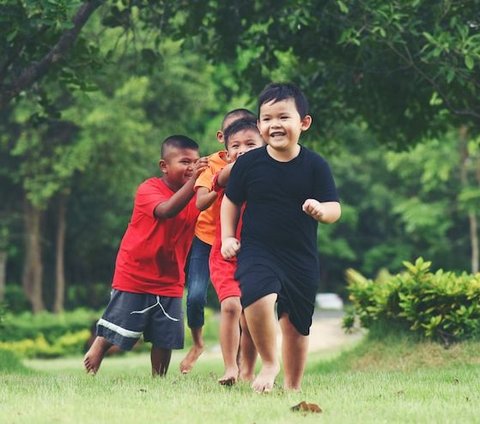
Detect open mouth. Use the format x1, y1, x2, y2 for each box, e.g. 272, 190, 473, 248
270, 131, 285, 138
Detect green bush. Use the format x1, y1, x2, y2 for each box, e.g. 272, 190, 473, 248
3, 284, 30, 313
343, 258, 480, 345
0, 348, 29, 373
0, 306, 220, 358
0, 330, 91, 358
0, 307, 100, 343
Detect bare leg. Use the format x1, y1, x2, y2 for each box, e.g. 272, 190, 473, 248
218, 297, 242, 385
180, 327, 204, 374
279, 314, 308, 391
151, 346, 172, 376
243, 294, 280, 393
238, 312, 257, 382
83, 336, 114, 375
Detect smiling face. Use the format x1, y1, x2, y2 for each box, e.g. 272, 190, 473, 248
159, 146, 199, 191
226, 129, 265, 162
257, 98, 312, 159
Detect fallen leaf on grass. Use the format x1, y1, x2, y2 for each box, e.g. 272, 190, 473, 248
291, 401, 322, 413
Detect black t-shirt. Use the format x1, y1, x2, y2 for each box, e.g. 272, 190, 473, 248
225, 145, 339, 281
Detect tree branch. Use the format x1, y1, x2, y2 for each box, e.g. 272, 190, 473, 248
0, 0, 103, 111
386, 41, 480, 120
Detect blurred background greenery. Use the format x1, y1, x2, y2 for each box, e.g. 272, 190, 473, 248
0, 0, 479, 317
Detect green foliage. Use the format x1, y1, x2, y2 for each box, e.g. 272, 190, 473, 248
344, 258, 480, 345
0, 306, 219, 358
174, 0, 480, 145
0, 330, 90, 358
3, 284, 30, 313
0, 348, 28, 373
0, 307, 99, 343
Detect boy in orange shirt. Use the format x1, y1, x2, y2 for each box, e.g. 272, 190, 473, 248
180, 109, 256, 374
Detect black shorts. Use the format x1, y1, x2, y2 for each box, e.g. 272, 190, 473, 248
236, 263, 316, 336
96, 289, 184, 350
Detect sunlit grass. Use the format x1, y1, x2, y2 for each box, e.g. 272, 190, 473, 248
1, 338, 480, 424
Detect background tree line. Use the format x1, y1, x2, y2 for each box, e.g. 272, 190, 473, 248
0, 0, 478, 313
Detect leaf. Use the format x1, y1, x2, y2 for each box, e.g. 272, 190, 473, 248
337, 0, 349, 13
465, 55, 474, 70
291, 401, 322, 413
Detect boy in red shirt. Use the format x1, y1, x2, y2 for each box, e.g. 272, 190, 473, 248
84, 135, 208, 376
180, 109, 256, 374
209, 118, 265, 385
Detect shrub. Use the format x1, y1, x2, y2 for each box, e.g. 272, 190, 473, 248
343, 258, 480, 345
0, 348, 28, 373
0, 306, 220, 358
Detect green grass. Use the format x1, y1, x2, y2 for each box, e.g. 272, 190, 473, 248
1, 337, 479, 424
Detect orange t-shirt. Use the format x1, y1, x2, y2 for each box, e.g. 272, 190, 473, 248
194, 150, 229, 245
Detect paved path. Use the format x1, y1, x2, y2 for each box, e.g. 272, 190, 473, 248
281, 310, 364, 353
206, 310, 364, 357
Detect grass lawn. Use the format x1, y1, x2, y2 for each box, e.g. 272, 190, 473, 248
1, 336, 479, 424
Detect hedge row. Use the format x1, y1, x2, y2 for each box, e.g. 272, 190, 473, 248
343, 258, 480, 345
0, 306, 219, 358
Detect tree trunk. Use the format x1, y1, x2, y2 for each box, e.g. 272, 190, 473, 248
469, 213, 479, 274
458, 126, 479, 274
53, 195, 67, 313
0, 250, 6, 302
22, 198, 45, 313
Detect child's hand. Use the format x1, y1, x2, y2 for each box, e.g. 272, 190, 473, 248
302, 199, 325, 221
221, 237, 241, 259
193, 157, 209, 179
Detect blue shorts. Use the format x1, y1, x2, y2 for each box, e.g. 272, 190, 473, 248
97, 289, 184, 350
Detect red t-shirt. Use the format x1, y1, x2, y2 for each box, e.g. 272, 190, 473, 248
112, 177, 200, 297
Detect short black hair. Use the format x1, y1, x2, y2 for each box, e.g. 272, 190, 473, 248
257, 82, 309, 118
223, 118, 260, 148
221, 108, 256, 131
161, 135, 198, 157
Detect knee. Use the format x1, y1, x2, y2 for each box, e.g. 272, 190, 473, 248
221, 298, 241, 318
187, 284, 207, 305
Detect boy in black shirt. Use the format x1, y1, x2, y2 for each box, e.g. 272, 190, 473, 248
221, 82, 341, 392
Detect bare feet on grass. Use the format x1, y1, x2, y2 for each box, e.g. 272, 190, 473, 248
83, 336, 113, 375
179, 344, 204, 374
238, 371, 255, 383
251, 362, 280, 393
218, 366, 239, 386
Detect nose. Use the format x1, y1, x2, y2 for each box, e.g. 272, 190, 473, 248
237, 147, 248, 156
271, 117, 282, 125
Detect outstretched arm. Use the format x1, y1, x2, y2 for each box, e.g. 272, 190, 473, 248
216, 162, 235, 188
220, 195, 242, 259
196, 187, 218, 211
154, 157, 209, 219
302, 199, 341, 224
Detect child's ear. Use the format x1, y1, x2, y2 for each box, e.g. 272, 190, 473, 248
301, 114, 312, 131
216, 130, 224, 143
159, 159, 167, 174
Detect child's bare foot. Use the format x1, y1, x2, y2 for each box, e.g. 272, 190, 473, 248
251, 363, 280, 393
239, 371, 255, 382
218, 367, 239, 386
83, 336, 112, 375
180, 344, 204, 374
